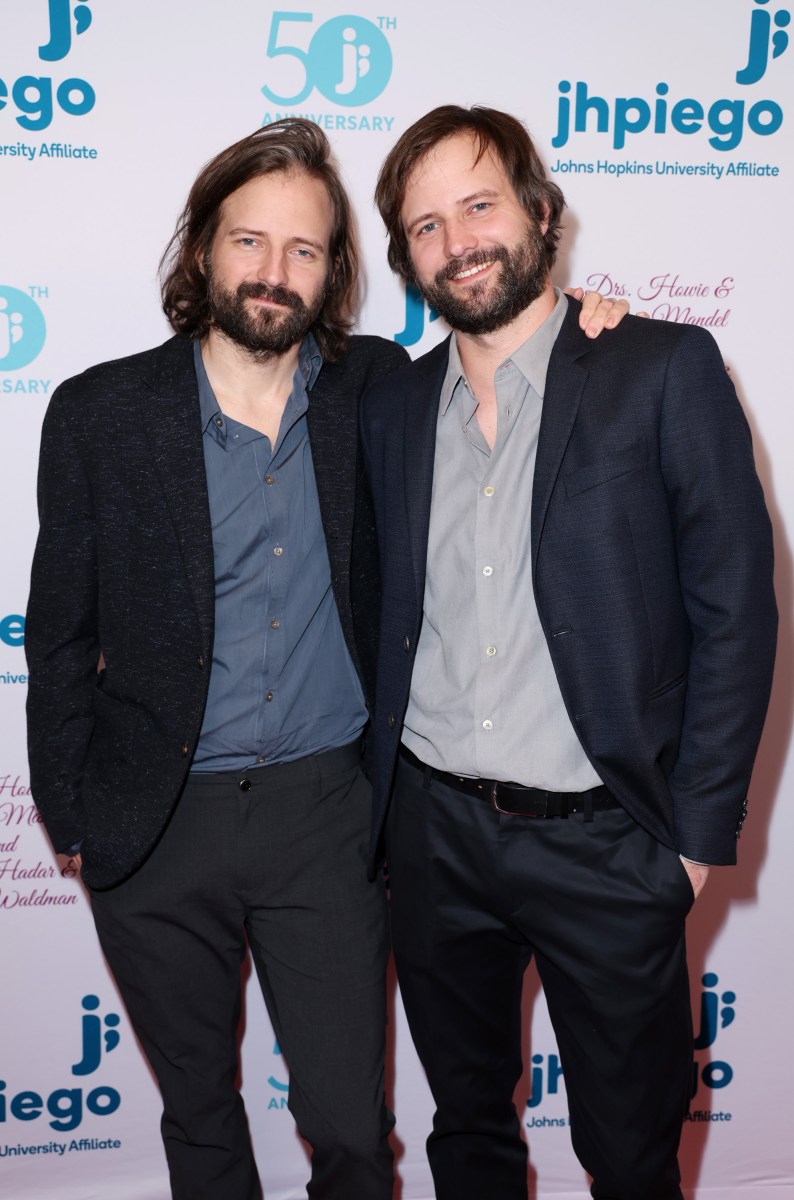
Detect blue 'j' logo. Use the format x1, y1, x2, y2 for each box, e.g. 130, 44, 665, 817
395, 285, 440, 348
262, 13, 393, 108
39, 0, 93, 63
0, 287, 47, 371
310, 16, 392, 106
737, 0, 790, 84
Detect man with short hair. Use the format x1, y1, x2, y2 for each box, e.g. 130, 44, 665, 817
26, 117, 627, 1199
361, 105, 777, 1199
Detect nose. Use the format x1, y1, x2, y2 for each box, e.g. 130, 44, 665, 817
255, 246, 289, 287
443, 217, 477, 262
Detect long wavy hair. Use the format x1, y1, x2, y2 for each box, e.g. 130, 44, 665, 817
375, 105, 565, 284
160, 120, 360, 361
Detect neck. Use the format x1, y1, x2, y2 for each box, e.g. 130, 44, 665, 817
200, 328, 305, 443
201, 327, 302, 406
455, 279, 557, 387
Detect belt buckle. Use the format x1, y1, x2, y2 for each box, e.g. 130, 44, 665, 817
489, 781, 548, 818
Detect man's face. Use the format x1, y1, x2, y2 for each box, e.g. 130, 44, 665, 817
400, 132, 551, 335
204, 170, 334, 357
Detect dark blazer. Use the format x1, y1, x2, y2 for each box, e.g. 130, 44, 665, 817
26, 333, 407, 889
361, 299, 777, 874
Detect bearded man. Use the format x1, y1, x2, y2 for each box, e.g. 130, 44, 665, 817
361, 105, 777, 1200
25, 120, 406, 1200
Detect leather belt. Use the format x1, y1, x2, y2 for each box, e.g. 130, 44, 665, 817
399, 745, 619, 820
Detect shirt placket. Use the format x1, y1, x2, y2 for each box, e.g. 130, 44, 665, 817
472, 364, 516, 776
254, 434, 289, 758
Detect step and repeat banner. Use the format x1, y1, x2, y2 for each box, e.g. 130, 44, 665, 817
1, 2, 791, 1197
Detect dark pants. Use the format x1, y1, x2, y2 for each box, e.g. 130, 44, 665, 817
387, 756, 694, 1200
90, 743, 394, 1200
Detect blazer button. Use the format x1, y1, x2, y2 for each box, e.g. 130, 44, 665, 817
387, 713, 396, 729
403, 635, 411, 652
180, 742, 189, 758
198, 655, 205, 669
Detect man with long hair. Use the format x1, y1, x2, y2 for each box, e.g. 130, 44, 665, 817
361, 106, 777, 1199
25, 119, 405, 1200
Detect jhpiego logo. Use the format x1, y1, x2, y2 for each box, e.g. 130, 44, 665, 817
0, 0, 96, 131
526, 972, 739, 1117
0, 995, 121, 1133
551, 0, 788, 153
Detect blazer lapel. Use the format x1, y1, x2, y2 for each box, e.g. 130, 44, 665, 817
305, 358, 362, 672
532, 302, 593, 572
404, 339, 450, 604
143, 338, 216, 649
306, 356, 357, 583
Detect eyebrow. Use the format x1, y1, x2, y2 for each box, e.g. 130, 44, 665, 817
226, 226, 327, 253
405, 189, 501, 235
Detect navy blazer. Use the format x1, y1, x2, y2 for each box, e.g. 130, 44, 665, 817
360, 298, 777, 873
26, 333, 408, 889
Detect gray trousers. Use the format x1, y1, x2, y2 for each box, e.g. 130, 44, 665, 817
90, 741, 394, 1200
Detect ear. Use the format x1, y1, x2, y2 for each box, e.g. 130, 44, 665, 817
537, 202, 550, 238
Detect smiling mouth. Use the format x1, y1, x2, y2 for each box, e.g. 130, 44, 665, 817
451, 260, 495, 281
248, 293, 287, 306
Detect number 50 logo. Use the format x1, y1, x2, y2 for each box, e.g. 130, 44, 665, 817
261, 12, 393, 107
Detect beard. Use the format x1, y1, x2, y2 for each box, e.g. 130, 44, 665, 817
415, 224, 550, 336
204, 257, 328, 359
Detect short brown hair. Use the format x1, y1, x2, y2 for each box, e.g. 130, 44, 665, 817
160, 119, 359, 361
375, 105, 565, 282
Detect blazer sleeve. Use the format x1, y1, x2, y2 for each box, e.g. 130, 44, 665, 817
660, 328, 777, 864
26, 385, 100, 855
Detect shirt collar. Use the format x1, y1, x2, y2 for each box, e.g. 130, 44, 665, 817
194, 332, 323, 443
439, 288, 567, 415
299, 331, 323, 392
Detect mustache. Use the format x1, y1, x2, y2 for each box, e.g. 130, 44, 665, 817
236, 281, 306, 311
436, 246, 509, 285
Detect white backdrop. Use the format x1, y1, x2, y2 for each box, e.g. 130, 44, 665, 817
1, 2, 792, 1197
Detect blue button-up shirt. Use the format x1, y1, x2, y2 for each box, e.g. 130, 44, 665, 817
191, 337, 367, 771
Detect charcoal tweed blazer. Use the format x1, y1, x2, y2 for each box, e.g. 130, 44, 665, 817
361, 298, 777, 873
26, 333, 407, 889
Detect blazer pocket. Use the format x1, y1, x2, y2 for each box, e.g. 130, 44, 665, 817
563, 438, 648, 498
648, 672, 687, 701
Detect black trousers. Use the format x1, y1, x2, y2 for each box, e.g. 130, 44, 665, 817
90, 743, 394, 1200
387, 756, 694, 1200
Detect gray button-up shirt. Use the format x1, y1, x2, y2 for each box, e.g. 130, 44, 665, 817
192, 337, 367, 772
402, 290, 601, 790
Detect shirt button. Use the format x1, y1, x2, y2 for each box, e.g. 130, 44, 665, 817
486, 645, 497, 657
483, 486, 495, 497
271, 618, 280, 629
266, 691, 273, 702
273, 545, 283, 556
482, 566, 493, 577
482, 719, 493, 731
257, 755, 266, 764
214, 416, 223, 427
264, 474, 274, 484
